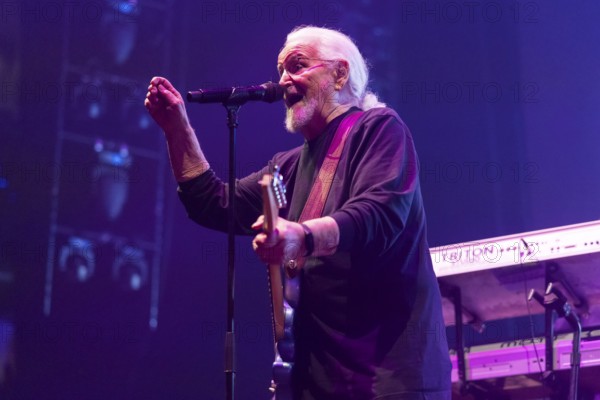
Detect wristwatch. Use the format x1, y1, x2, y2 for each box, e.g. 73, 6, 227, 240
300, 223, 314, 257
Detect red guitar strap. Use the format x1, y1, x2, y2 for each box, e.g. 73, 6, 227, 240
298, 111, 364, 223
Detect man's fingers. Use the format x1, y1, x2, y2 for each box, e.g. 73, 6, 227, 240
253, 228, 280, 249
157, 84, 180, 104
253, 232, 267, 248
147, 87, 159, 102
251, 215, 265, 230
144, 89, 161, 110
253, 232, 284, 264
150, 76, 166, 86
156, 77, 177, 92
149, 77, 178, 97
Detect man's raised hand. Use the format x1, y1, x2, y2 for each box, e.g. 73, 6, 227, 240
144, 76, 192, 136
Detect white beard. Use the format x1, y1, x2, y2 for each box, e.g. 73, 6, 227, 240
284, 97, 318, 133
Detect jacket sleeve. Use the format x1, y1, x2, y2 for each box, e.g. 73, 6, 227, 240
177, 166, 269, 236
177, 149, 300, 235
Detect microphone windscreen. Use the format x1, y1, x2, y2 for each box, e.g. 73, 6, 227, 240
262, 82, 284, 103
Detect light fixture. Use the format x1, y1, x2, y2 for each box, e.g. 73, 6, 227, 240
112, 245, 148, 291
93, 140, 132, 221
101, 0, 140, 65
58, 237, 96, 283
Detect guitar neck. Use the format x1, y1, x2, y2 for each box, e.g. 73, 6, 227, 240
259, 173, 286, 343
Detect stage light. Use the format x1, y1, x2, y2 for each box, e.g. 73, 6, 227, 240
137, 112, 151, 130
112, 0, 139, 15
93, 140, 132, 221
101, 0, 140, 66
88, 101, 102, 119
112, 245, 148, 291
58, 237, 96, 283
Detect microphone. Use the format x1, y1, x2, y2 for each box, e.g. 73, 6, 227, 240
187, 82, 283, 104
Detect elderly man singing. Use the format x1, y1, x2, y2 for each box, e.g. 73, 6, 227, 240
145, 26, 451, 400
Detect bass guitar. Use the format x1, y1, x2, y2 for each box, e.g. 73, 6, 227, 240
259, 166, 295, 400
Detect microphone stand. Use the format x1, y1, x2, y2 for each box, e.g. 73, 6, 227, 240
192, 100, 242, 400
529, 283, 582, 400
186, 83, 282, 400
224, 102, 240, 400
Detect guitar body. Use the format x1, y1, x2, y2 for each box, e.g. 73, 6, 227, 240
271, 298, 295, 399
260, 168, 297, 400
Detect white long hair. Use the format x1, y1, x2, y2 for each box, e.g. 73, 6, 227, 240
283, 26, 386, 110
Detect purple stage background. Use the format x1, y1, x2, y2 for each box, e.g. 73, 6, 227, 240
1, 1, 599, 399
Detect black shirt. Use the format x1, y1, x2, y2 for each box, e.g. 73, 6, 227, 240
178, 107, 451, 399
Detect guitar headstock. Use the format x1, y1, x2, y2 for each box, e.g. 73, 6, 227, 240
259, 165, 287, 233
271, 166, 287, 210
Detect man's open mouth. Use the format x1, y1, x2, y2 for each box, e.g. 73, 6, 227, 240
286, 93, 303, 108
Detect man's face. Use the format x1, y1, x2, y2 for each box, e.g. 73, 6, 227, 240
277, 44, 338, 134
